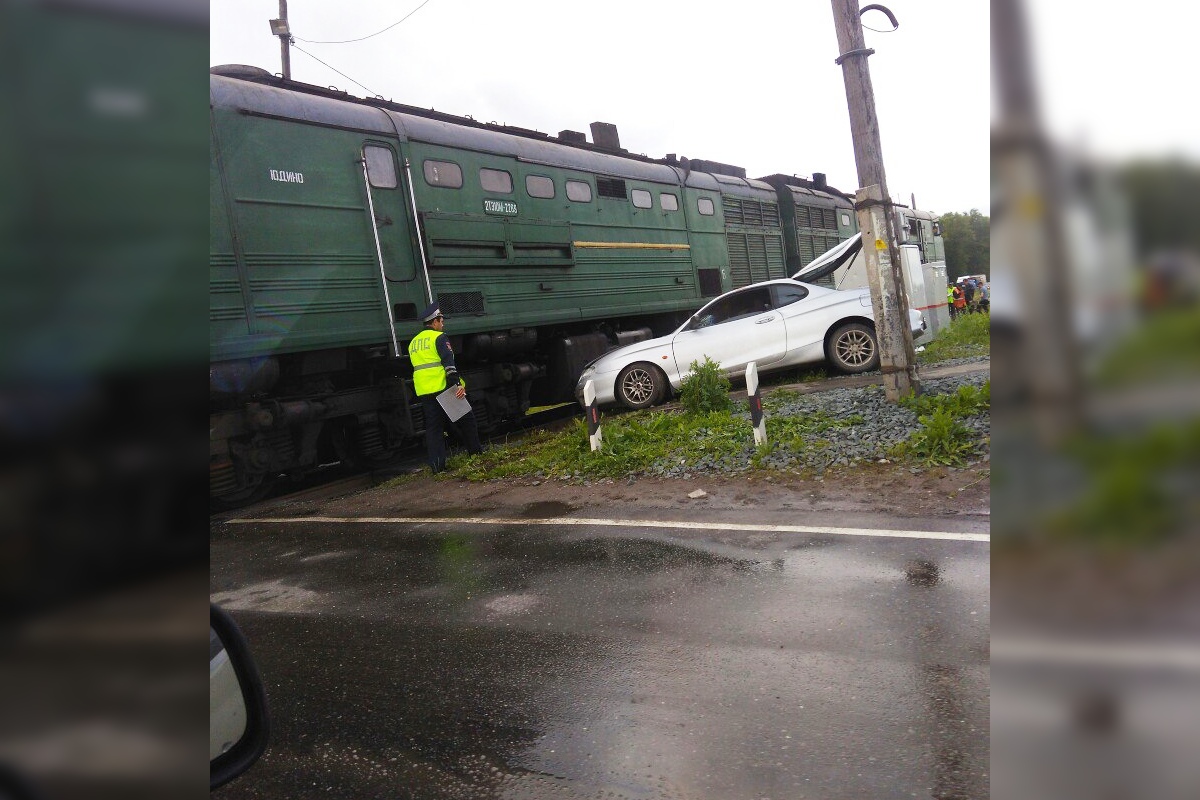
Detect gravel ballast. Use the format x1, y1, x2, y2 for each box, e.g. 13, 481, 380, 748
644, 359, 990, 479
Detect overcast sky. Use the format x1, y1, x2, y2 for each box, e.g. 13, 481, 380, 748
1021, 2, 1198, 166
210, 0, 990, 216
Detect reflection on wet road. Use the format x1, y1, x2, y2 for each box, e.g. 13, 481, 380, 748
211, 517, 988, 799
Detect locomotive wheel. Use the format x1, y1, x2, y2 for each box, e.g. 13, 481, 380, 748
330, 420, 405, 469
210, 473, 274, 511
827, 322, 880, 374
616, 363, 665, 410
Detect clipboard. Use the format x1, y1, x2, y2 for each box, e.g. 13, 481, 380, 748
436, 386, 472, 422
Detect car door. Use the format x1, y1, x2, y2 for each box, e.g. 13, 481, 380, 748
771, 282, 828, 355
670, 285, 786, 378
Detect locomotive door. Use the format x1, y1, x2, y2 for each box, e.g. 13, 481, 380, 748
361, 143, 421, 355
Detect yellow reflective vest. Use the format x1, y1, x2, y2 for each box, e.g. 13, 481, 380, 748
408, 329, 448, 396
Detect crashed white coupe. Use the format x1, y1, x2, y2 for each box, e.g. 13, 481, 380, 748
575, 278, 926, 410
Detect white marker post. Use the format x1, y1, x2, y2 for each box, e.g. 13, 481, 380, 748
746, 361, 767, 447
583, 380, 603, 452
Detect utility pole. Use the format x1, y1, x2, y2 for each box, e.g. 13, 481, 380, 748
269, 1, 293, 80
830, 0, 919, 401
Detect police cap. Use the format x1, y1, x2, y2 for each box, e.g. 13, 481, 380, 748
421, 303, 442, 323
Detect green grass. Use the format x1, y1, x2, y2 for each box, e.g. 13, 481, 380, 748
917, 312, 991, 364
1091, 307, 1200, 385
447, 411, 750, 482
1044, 419, 1200, 546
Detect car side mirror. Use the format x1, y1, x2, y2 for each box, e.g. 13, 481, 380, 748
211, 604, 270, 791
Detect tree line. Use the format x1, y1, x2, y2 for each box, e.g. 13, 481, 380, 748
1119, 158, 1200, 255
937, 209, 990, 281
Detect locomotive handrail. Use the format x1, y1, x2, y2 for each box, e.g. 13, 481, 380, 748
402, 158, 435, 306
360, 154, 401, 358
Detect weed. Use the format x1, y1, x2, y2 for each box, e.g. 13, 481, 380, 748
891, 407, 978, 466
900, 381, 990, 418
679, 356, 732, 414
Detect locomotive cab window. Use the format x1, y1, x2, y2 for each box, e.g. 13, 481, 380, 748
697, 197, 715, 216
526, 175, 555, 199
364, 146, 398, 189
631, 189, 652, 209
423, 160, 463, 188
566, 180, 592, 202
479, 168, 513, 194
660, 193, 679, 211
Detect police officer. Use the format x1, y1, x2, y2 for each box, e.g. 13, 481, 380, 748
408, 303, 482, 473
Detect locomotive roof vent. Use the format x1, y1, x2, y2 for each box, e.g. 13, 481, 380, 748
687, 159, 747, 180
589, 121, 624, 152
813, 172, 827, 189
210, 64, 276, 80
558, 129, 588, 144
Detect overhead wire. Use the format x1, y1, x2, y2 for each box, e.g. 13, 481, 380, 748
290, 43, 381, 98
293, 0, 434, 44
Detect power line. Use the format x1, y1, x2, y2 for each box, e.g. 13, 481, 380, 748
294, 0, 434, 44
291, 43, 381, 98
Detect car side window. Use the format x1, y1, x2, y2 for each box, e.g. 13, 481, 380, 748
770, 284, 809, 309
696, 287, 772, 327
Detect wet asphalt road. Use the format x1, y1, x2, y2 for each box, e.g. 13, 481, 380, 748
211, 511, 988, 799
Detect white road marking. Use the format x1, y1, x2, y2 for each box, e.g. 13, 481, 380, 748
226, 515, 988, 542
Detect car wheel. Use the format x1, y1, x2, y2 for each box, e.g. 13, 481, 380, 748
616, 363, 665, 410
828, 322, 880, 374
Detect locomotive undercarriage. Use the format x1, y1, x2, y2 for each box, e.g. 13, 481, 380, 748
208, 343, 546, 507
209, 319, 666, 507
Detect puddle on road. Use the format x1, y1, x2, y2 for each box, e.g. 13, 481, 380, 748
517, 501, 579, 519
905, 559, 942, 587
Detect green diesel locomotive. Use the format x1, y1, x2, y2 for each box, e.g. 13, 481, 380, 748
209, 65, 862, 505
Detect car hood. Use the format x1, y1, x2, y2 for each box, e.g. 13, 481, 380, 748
583, 332, 675, 374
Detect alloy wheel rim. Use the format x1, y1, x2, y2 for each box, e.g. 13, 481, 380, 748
622, 369, 654, 403
837, 331, 874, 366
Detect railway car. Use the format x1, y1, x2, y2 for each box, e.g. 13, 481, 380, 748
208, 65, 913, 505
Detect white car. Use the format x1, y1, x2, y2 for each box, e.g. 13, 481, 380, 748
575, 279, 926, 410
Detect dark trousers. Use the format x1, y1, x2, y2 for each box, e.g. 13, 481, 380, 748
420, 393, 482, 472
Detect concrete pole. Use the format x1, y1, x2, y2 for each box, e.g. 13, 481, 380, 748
830, 0, 919, 400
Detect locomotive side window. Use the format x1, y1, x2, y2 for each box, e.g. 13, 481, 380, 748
364, 146, 398, 189
631, 189, 652, 209
526, 175, 555, 198
566, 180, 592, 202
660, 193, 679, 211
479, 168, 513, 194
423, 160, 463, 188
697, 197, 715, 216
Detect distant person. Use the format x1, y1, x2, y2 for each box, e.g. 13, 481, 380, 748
951, 282, 966, 319
947, 283, 958, 320
979, 281, 990, 312
962, 278, 977, 312
408, 303, 483, 473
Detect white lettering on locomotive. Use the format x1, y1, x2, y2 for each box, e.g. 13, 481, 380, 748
269, 169, 305, 184
483, 199, 517, 214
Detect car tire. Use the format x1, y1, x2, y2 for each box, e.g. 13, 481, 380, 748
827, 322, 880, 374
616, 363, 665, 410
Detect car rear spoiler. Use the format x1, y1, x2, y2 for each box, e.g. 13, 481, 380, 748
791, 233, 862, 283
